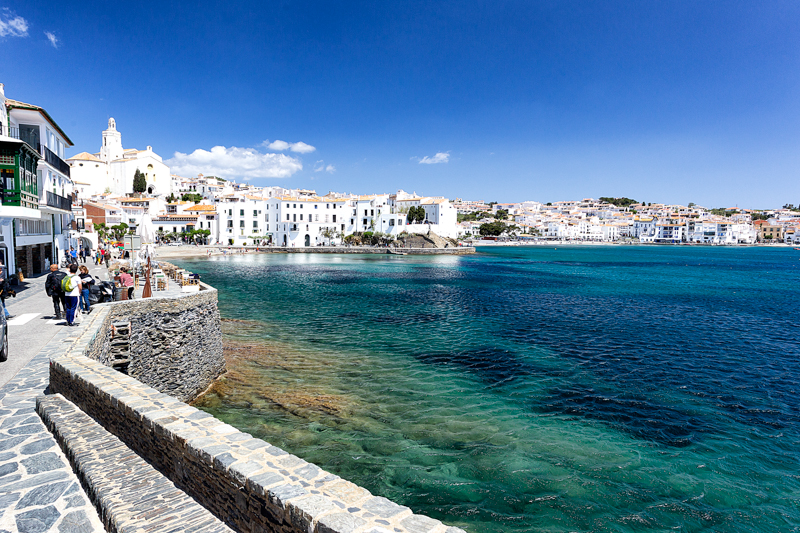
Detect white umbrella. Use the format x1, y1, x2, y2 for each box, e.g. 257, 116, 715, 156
137, 212, 156, 244
137, 213, 157, 298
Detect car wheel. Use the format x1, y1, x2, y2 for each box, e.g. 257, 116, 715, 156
0, 328, 7, 362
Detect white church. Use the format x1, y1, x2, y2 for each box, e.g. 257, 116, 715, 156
68, 118, 171, 198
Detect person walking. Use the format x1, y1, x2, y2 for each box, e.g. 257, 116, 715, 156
64, 264, 82, 326
69, 246, 78, 265
45, 264, 67, 320
95, 249, 101, 265
81, 247, 88, 264
78, 265, 94, 314
103, 248, 110, 268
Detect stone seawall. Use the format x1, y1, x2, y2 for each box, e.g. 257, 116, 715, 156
48, 354, 466, 533
84, 283, 224, 402
211, 246, 475, 255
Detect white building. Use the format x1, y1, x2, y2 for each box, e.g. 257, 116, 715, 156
68, 118, 172, 197
0, 83, 77, 276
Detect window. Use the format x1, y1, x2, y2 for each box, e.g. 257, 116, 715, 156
300, 214, 303, 221
333, 215, 337, 222
240, 209, 244, 216
240, 221, 245, 227
266, 224, 269, 231
286, 214, 290, 221
325, 215, 329, 223
371, 209, 374, 216
364, 209, 367, 216
229, 209, 232, 216
315, 214, 319, 222
293, 204, 296, 208
389, 219, 394, 226
253, 210, 258, 216
314, 205, 318, 209
253, 221, 258, 228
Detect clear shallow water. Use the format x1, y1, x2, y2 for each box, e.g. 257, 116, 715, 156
185, 246, 800, 532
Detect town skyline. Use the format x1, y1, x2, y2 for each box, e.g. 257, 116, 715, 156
1, 1, 798, 208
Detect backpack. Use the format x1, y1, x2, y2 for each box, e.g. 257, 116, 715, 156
47, 271, 67, 296
61, 275, 76, 293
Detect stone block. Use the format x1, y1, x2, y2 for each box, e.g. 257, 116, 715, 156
400, 514, 442, 533
316, 512, 368, 533
287, 494, 338, 532
362, 496, 410, 519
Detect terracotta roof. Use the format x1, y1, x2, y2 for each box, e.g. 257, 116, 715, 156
153, 214, 198, 220
67, 152, 102, 162
185, 205, 217, 212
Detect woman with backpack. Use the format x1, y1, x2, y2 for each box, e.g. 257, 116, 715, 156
63, 264, 82, 326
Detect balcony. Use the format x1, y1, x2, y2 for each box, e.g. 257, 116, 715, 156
43, 191, 72, 211
42, 145, 71, 177
0, 125, 70, 178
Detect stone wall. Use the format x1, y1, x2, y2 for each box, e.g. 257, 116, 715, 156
266, 247, 475, 255
48, 354, 466, 533
83, 283, 224, 402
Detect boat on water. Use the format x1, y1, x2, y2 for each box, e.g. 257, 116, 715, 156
388, 249, 408, 255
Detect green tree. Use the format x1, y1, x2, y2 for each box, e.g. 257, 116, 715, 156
494, 209, 508, 220
479, 221, 508, 236
109, 223, 129, 242
93, 223, 108, 242
133, 169, 147, 193
599, 197, 638, 207
320, 227, 336, 245
408, 206, 427, 223
181, 193, 203, 203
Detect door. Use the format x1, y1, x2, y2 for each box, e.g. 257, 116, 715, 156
304, 234, 310, 247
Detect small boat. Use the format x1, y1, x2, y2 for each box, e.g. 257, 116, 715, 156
388, 249, 407, 255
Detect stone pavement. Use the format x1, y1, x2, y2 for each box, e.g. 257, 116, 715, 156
37, 394, 232, 533
0, 285, 106, 532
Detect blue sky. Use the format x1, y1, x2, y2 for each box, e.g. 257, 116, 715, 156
1, 1, 798, 208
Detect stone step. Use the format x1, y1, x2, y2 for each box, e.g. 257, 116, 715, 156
36, 394, 234, 533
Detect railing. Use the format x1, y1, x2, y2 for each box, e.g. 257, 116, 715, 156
42, 145, 71, 177
1, 125, 40, 153
44, 191, 72, 211
0, 125, 71, 178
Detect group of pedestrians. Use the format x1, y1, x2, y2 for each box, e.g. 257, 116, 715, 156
45, 263, 95, 326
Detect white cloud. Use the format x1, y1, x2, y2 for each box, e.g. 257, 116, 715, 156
44, 31, 58, 48
418, 152, 450, 164
265, 140, 289, 151
263, 139, 316, 153
166, 145, 303, 180
0, 10, 28, 37
289, 141, 315, 154
313, 160, 335, 174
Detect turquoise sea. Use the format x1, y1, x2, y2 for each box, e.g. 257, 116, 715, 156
182, 246, 800, 533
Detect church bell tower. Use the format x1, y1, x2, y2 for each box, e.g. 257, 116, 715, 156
100, 117, 123, 163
